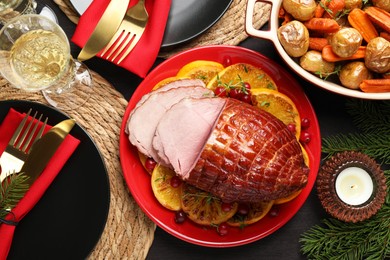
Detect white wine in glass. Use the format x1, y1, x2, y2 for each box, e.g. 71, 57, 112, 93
0, 14, 92, 110
0, 0, 36, 24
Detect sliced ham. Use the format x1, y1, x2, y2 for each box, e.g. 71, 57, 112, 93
127, 85, 213, 162
153, 97, 226, 176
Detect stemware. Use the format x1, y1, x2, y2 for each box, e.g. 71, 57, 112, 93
0, 0, 36, 24
0, 14, 92, 110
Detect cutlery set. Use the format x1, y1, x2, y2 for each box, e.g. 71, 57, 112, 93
78, 0, 149, 64
0, 109, 75, 202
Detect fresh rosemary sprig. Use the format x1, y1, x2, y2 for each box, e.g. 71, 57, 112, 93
0, 173, 29, 219
300, 99, 390, 259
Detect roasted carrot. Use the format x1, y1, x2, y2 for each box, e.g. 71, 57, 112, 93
323, 0, 345, 19
314, 0, 329, 18
360, 79, 390, 93
309, 37, 329, 51
365, 7, 390, 34
322, 45, 366, 62
304, 18, 340, 33
348, 8, 378, 43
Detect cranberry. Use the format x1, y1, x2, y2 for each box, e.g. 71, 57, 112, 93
217, 222, 229, 236
240, 94, 252, 104
237, 203, 250, 216
300, 131, 311, 144
214, 86, 227, 97
174, 210, 187, 224
221, 202, 234, 212
223, 56, 232, 67
145, 158, 157, 172
301, 118, 311, 129
243, 82, 251, 90
268, 206, 279, 218
229, 88, 243, 100
287, 123, 296, 134
170, 176, 182, 188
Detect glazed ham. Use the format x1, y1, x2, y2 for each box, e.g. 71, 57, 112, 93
127, 81, 309, 203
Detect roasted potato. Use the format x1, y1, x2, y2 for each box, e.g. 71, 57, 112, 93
344, 0, 362, 10
372, 0, 390, 12
330, 28, 363, 58
365, 37, 390, 74
300, 50, 335, 76
282, 0, 316, 21
278, 20, 309, 57
339, 61, 372, 89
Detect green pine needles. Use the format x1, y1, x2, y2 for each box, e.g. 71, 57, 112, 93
0, 173, 29, 219
300, 99, 390, 260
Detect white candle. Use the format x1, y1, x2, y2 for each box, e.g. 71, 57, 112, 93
335, 167, 374, 206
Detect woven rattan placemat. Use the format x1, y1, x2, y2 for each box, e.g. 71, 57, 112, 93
54, 0, 271, 58
0, 72, 155, 259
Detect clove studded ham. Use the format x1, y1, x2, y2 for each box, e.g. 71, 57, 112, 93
127, 79, 309, 203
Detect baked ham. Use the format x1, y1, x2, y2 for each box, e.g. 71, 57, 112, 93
127, 80, 309, 203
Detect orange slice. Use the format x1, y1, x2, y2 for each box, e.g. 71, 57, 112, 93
181, 183, 238, 225
251, 88, 301, 140
151, 164, 182, 211
227, 201, 274, 227
206, 63, 277, 91
176, 60, 224, 85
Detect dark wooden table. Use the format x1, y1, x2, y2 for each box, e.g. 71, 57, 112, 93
47, 1, 358, 259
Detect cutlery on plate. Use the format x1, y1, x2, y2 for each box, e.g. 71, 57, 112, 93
77, 0, 130, 62
20, 119, 76, 186
0, 109, 47, 182
101, 0, 149, 64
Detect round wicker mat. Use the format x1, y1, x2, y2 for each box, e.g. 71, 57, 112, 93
54, 0, 271, 58
0, 72, 155, 259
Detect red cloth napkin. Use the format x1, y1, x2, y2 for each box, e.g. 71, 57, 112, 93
0, 108, 80, 259
72, 0, 171, 78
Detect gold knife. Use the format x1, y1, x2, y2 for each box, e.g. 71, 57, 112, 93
77, 0, 130, 61
20, 119, 76, 186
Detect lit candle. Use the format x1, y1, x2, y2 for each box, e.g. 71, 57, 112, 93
335, 167, 374, 206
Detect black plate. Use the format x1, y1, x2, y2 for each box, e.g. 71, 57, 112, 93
1, 100, 110, 259
161, 0, 233, 47
70, 0, 233, 48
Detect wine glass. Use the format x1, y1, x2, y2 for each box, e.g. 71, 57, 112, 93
0, 0, 36, 24
0, 14, 92, 110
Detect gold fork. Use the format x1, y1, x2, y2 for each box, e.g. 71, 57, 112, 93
101, 0, 149, 64
0, 109, 48, 182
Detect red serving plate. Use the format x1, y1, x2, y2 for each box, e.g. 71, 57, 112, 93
119, 45, 321, 247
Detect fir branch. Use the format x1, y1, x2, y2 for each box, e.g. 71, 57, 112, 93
345, 99, 390, 135
300, 171, 390, 260
0, 173, 29, 219
322, 133, 390, 164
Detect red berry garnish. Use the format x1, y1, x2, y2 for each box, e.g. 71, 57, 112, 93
145, 158, 157, 172
221, 202, 234, 212
240, 94, 252, 104
300, 131, 311, 143
237, 203, 250, 215
301, 118, 311, 129
170, 176, 182, 188
217, 222, 229, 236
174, 210, 187, 224
214, 86, 227, 97
268, 206, 279, 218
223, 56, 232, 67
243, 82, 251, 90
287, 123, 296, 134
229, 88, 243, 100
